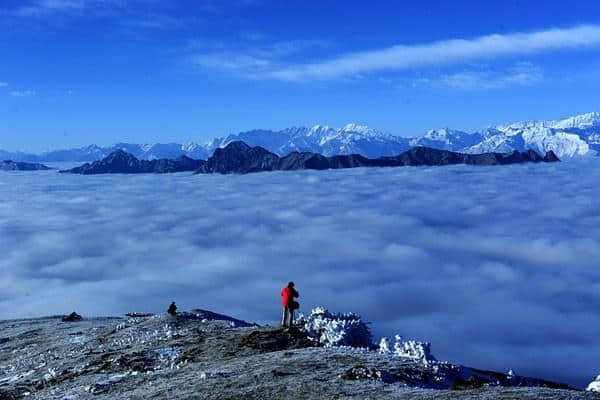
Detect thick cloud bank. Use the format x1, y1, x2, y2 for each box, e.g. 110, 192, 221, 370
1, 160, 599, 387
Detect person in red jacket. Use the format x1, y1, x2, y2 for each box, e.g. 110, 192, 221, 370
281, 281, 299, 327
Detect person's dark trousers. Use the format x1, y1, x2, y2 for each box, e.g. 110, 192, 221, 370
281, 307, 293, 327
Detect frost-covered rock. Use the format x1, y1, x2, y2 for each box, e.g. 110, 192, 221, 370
298, 307, 372, 348
587, 375, 600, 392
342, 366, 395, 383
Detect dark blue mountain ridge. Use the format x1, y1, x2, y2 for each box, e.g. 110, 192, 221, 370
0, 160, 51, 171
59, 150, 206, 174
59, 141, 559, 175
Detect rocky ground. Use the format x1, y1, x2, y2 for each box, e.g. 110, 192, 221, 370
0, 311, 598, 400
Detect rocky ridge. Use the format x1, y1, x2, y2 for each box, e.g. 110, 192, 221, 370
56, 143, 559, 175
195, 142, 559, 174
0, 160, 51, 171
59, 150, 205, 174
58, 142, 559, 175
0, 308, 596, 400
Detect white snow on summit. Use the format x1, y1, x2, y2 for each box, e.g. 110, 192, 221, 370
501, 111, 600, 130
485, 115, 595, 157
410, 128, 483, 151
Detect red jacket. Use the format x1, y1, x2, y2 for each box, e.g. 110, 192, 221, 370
281, 287, 298, 307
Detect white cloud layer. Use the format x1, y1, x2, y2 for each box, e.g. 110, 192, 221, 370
1, 159, 600, 388
267, 25, 600, 81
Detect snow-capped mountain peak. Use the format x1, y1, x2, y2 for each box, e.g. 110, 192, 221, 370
410, 128, 482, 151
489, 113, 597, 157
181, 141, 202, 152
423, 128, 464, 142
308, 124, 331, 133
304, 124, 334, 139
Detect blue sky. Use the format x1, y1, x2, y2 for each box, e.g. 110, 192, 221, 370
2, 0, 600, 152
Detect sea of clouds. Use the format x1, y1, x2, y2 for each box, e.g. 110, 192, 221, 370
1, 159, 599, 387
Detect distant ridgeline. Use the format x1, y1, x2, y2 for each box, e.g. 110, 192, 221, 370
58, 141, 560, 175
59, 151, 204, 174
0, 160, 51, 171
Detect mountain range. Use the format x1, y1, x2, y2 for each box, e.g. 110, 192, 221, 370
3, 112, 600, 162
58, 142, 559, 175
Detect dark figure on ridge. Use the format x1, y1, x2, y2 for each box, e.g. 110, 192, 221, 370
167, 301, 177, 316
62, 311, 82, 322
281, 281, 299, 327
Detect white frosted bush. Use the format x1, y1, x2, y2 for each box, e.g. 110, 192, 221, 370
379, 334, 436, 363
587, 375, 600, 392
298, 307, 372, 348
300, 307, 435, 363
378, 337, 390, 354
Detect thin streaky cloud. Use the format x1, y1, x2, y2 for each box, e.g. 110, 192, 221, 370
12, 0, 90, 18
267, 25, 600, 81
415, 62, 544, 90
120, 13, 201, 30
7, 0, 259, 19
9, 90, 36, 97
441, 70, 542, 90
0, 82, 7, 88
189, 40, 330, 77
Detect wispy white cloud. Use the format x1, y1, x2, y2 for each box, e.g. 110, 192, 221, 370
5, 0, 181, 29
414, 62, 543, 90
6, 0, 257, 20
120, 13, 200, 30
189, 40, 330, 78
0, 82, 7, 88
11, 0, 102, 18
10, 90, 36, 97
265, 25, 600, 81
191, 53, 273, 74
